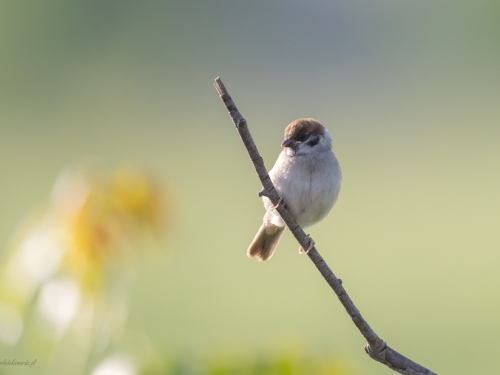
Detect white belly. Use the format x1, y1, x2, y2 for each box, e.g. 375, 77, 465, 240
263, 150, 341, 229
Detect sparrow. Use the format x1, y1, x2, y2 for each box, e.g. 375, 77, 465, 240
247, 118, 342, 262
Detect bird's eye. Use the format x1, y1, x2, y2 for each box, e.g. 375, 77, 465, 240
297, 134, 308, 142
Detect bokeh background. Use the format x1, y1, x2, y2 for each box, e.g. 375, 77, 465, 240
1, 1, 500, 374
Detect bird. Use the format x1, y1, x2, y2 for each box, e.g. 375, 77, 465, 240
247, 118, 342, 262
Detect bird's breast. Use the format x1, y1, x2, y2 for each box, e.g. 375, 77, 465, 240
267, 151, 341, 228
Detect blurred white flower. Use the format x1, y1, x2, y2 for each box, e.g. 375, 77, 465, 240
5, 227, 66, 299
0, 303, 23, 346
91, 354, 136, 375
37, 277, 81, 337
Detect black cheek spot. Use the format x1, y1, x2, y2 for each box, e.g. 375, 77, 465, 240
307, 137, 319, 147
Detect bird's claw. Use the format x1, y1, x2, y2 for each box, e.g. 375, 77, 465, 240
299, 235, 315, 254
271, 197, 283, 210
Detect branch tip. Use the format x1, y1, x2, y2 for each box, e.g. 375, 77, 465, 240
214, 77, 227, 98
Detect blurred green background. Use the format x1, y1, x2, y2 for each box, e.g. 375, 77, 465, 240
1, 1, 500, 374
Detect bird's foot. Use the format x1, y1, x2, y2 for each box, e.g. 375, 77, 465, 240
271, 197, 283, 210
258, 189, 283, 210
299, 235, 315, 254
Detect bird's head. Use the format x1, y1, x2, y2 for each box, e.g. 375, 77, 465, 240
282, 118, 332, 156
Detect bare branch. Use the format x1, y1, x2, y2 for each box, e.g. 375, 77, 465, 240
214, 77, 438, 375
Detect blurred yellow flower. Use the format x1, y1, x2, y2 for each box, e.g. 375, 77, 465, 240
54, 166, 170, 290
0, 164, 171, 348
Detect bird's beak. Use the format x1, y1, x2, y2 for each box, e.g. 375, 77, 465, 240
281, 138, 297, 148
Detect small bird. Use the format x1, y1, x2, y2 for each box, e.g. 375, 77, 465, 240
247, 118, 342, 262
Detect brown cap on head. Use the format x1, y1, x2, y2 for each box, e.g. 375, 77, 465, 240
284, 118, 326, 140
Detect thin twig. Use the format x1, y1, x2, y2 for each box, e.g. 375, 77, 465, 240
214, 77, 437, 375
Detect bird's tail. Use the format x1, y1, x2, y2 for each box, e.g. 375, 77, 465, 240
247, 224, 285, 262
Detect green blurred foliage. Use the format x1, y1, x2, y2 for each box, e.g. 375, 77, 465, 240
206, 355, 346, 375
1, 1, 499, 374
141, 352, 354, 375
141, 351, 353, 375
